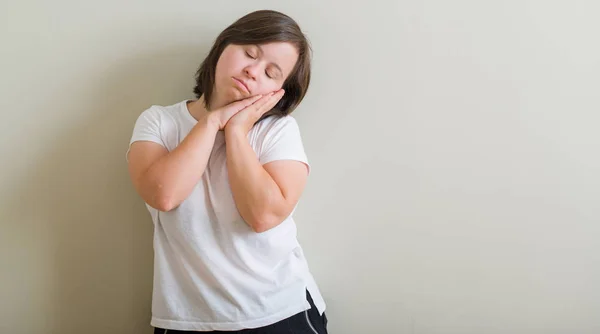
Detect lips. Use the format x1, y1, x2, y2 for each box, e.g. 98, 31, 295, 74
233, 77, 250, 94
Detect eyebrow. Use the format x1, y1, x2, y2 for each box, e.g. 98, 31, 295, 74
255, 44, 283, 77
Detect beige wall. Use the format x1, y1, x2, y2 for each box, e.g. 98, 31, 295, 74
1, 1, 599, 333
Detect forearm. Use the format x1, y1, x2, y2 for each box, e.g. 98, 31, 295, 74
143, 115, 219, 210
225, 129, 285, 232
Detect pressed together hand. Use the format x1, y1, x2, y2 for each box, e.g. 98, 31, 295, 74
208, 89, 285, 133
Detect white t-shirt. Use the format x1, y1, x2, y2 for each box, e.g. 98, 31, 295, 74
126, 100, 326, 331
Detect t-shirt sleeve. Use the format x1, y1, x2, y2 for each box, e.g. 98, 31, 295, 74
258, 117, 310, 174
126, 106, 165, 161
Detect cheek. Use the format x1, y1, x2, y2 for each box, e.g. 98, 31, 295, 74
215, 57, 232, 78
216, 51, 242, 76
255, 82, 282, 95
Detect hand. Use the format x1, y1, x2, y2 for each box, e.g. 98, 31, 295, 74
208, 94, 263, 130
225, 89, 285, 135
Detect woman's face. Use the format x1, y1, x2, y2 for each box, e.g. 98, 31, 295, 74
213, 42, 299, 106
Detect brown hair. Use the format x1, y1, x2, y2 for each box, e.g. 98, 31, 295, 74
193, 10, 312, 117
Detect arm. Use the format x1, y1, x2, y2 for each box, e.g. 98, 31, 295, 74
225, 129, 308, 233
127, 95, 262, 211
127, 114, 220, 211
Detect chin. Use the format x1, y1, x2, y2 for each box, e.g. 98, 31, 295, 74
215, 90, 238, 105
215, 84, 250, 106
231, 88, 252, 101
229, 92, 246, 103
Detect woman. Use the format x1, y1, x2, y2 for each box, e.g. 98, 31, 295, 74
126, 10, 328, 333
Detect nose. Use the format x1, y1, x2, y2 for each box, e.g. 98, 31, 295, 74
243, 64, 260, 80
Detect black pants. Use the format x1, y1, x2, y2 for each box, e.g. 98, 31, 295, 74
154, 290, 328, 334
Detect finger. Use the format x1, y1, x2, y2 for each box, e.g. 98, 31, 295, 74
229, 94, 263, 111
250, 92, 277, 111
264, 89, 284, 108
217, 95, 262, 122
259, 90, 285, 114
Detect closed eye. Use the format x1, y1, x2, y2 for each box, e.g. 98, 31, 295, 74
245, 51, 256, 59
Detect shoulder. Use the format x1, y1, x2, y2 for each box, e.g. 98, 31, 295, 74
133, 100, 189, 132
252, 115, 301, 138
250, 115, 308, 162
130, 100, 191, 149
138, 100, 184, 121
